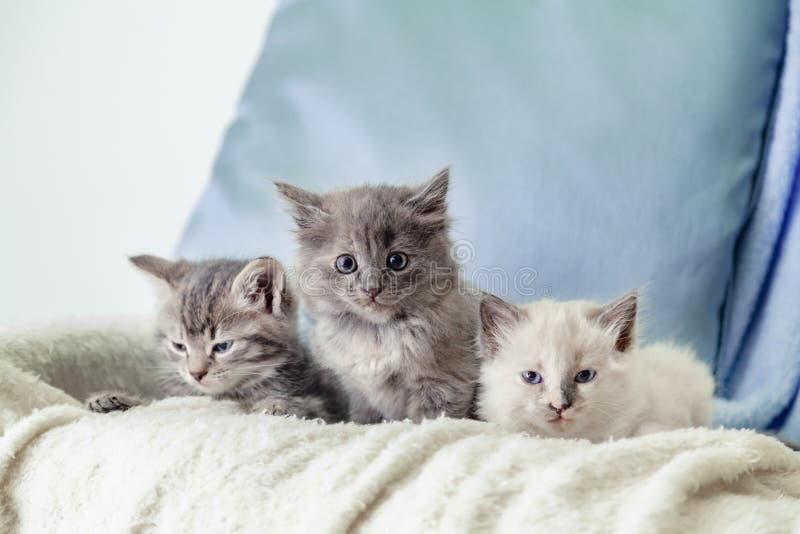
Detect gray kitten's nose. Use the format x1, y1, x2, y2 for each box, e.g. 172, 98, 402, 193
548, 402, 571, 414
363, 287, 382, 300
190, 368, 208, 382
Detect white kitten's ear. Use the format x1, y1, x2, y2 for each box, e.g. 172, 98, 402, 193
232, 257, 289, 315
274, 181, 328, 229
129, 255, 190, 295
596, 290, 638, 353
406, 167, 450, 216
479, 294, 524, 357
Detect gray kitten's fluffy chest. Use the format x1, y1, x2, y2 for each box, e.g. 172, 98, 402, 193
314, 317, 426, 413
311, 293, 479, 422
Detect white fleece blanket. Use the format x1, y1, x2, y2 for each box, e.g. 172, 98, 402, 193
1, 325, 799, 533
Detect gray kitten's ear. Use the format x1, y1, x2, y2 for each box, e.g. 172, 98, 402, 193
232, 257, 289, 315
479, 294, 524, 357
274, 181, 328, 229
129, 255, 189, 289
406, 167, 450, 216
596, 290, 638, 353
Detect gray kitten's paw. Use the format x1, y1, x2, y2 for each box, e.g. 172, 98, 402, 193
86, 391, 141, 413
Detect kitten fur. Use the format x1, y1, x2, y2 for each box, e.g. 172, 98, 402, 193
476, 290, 714, 441
87, 255, 346, 421
275, 169, 480, 422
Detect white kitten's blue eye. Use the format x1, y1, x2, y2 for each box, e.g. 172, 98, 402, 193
335, 254, 357, 274
387, 252, 408, 271
575, 369, 596, 383
213, 341, 232, 353
172, 342, 186, 352
521, 370, 542, 384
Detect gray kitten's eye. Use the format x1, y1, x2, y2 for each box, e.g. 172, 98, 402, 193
171, 341, 186, 352
335, 254, 357, 274
575, 369, 596, 383
521, 370, 542, 384
213, 341, 232, 353
386, 252, 408, 271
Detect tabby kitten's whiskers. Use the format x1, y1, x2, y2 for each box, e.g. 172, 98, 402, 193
86, 255, 345, 421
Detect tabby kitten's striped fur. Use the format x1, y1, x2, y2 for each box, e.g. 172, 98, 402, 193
87, 256, 345, 421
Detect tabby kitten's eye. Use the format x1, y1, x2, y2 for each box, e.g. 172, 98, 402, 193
386, 252, 408, 271
213, 341, 232, 354
521, 370, 542, 384
172, 341, 186, 352
335, 254, 357, 274
575, 369, 596, 383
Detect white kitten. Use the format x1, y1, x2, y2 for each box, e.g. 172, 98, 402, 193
476, 290, 714, 442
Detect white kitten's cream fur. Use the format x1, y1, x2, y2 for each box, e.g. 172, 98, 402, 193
477, 292, 714, 442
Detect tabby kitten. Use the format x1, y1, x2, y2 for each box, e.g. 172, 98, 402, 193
275, 168, 480, 423
476, 290, 714, 441
87, 255, 345, 421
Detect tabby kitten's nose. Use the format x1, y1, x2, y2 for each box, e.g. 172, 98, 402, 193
364, 287, 381, 300
190, 368, 208, 382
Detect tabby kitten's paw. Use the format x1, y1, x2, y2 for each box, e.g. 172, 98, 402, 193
251, 396, 330, 420
86, 391, 141, 413
256, 398, 291, 416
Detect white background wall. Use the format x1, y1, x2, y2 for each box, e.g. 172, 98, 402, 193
0, 0, 277, 325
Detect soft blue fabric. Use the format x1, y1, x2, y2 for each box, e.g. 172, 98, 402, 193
178, 1, 794, 432
714, 0, 800, 442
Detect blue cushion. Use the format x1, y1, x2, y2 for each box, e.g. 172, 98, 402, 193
178, 0, 787, 366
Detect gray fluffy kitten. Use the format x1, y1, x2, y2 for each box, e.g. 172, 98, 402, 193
275, 168, 480, 423
87, 255, 345, 421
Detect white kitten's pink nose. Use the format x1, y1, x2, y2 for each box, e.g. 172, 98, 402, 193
548, 402, 571, 415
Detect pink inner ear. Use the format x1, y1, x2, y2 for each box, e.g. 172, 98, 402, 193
615, 325, 633, 352
481, 320, 500, 354
480, 297, 522, 355
614, 315, 637, 352
596, 291, 638, 353
249, 273, 274, 314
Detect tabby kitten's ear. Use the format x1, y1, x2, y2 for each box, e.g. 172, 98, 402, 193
479, 294, 524, 358
274, 181, 328, 229
232, 257, 290, 316
406, 167, 450, 217
129, 254, 189, 290
596, 290, 638, 353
